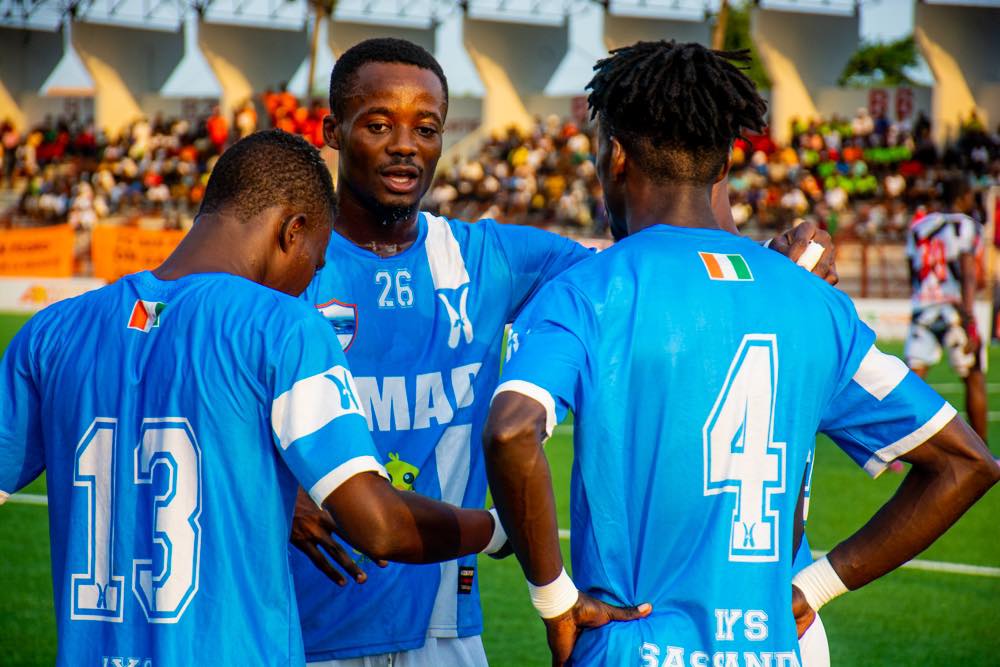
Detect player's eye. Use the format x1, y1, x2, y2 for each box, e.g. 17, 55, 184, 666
368, 123, 389, 134
416, 126, 438, 138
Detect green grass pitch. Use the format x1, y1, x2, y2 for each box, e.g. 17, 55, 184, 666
0, 311, 998, 666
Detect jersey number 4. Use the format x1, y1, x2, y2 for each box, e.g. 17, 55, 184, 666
71, 417, 201, 624
703, 335, 786, 562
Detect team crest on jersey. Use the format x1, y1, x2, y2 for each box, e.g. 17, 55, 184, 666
437, 284, 474, 349
316, 298, 358, 351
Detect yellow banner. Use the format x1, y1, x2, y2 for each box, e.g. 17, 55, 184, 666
92, 225, 185, 282
0, 224, 75, 277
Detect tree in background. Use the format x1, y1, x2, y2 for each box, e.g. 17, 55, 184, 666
838, 36, 919, 87
715, 0, 771, 91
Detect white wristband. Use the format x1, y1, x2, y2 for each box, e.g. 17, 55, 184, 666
528, 567, 579, 619
481, 508, 508, 555
792, 556, 848, 612
762, 237, 773, 249
796, 240, 825, 272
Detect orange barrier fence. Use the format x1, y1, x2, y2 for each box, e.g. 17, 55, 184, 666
91, 225, 186, 282
0, 224, 75, 277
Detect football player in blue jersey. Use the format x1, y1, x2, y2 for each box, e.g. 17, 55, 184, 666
0, 130, 506, 666
483, 41, 999, 666
289, 38, 840, 667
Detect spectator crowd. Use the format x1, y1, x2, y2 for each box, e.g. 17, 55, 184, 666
0, 85, 328, 230
2, 97, 999, 244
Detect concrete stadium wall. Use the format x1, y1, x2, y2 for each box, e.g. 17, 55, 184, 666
603, 14, 711, 49
200, 22, 306, 119
914, 2, 1000, 145
752, 7, 859, 144
815, 86, 932, 123
0, 27, 67, 128
462, 17, 567, 136
72, 21, 183, 137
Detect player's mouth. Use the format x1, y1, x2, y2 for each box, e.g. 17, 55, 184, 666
379, 166, 421, 194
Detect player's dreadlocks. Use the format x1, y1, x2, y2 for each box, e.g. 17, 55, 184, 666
199, 129, 335, 225
587, 40, 768, 183
329, 38, 449, 119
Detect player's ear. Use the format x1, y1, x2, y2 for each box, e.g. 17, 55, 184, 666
277, 213, 308, 254
715, 146, 734, 184
610, 136, 627, 181
323, 114, 341, 151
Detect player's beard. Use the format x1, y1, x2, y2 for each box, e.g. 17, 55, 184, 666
372, 200, 419, 227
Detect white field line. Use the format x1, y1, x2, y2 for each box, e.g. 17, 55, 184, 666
9, 494, 998, 578
931, 383, 1000, 393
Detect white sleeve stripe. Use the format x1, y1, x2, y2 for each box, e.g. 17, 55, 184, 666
492, 380, 556, 438
852, 345, 909, 401
862, 403, 958, 478
0, 491, 8, 505
309, 455, 389, 507
271, 365, 366, 450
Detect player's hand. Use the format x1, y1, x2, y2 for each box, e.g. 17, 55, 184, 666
542, 592, 652, 666
791, 584, 817, 639
290, 487, 386, 586
768, 221, 839, 285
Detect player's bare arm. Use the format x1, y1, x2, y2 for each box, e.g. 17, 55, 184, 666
959, 251, 980, 354
791, 417, 999, 636
483, 392, 651, 667
321, 470, 504, 564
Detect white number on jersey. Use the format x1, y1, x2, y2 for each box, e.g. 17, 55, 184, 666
71, 417, 202, 623
375, 269, 413, 308
703, 335, 785, 562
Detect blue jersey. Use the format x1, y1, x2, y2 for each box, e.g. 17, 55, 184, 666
498, 224, 954, 666
293, 212, 589, 659
0, 271, 384, 666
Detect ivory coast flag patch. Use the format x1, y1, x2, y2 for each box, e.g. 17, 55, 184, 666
699, 252, 754, 282
127, 300, 166, 332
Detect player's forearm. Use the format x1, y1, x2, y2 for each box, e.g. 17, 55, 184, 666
959, 253, 977, 320
483, 400, 564, 586
324, 472, 495, 563
825, 419, 999, 591
381, 492, 496, 563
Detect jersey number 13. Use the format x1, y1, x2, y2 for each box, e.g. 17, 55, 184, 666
71, 417, 201, 624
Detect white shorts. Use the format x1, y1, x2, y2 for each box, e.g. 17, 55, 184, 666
798, 612, 830, 667
905, 304, 977, 377
307, 635, 488, 667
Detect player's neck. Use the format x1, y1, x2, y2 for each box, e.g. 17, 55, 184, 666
153, 215, 264, 284
333, 185, 421, 258
625, 181, 721, 235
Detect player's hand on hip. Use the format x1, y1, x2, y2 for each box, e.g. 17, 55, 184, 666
290, 487, 386, 586
543, 592, 652, 666
769, 221, 839, 285
791, 584, 817, 638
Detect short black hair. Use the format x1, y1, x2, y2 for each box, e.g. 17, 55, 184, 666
199, 129, 335, 224
328, 37, 448, 119
587, 40, 767, 184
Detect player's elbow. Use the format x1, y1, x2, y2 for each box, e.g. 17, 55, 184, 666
482, 417, 537, 462
940, 443, 1000, 499
967, 453, 1000, 492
